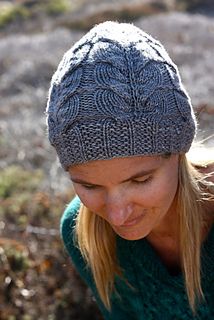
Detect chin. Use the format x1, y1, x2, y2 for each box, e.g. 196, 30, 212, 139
114, 228, 149, 241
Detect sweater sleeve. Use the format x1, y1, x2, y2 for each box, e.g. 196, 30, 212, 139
60, 196, 111, 319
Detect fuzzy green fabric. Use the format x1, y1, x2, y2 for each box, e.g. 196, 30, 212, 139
60, 196, 214, 319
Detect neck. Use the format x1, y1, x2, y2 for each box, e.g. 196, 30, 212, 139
145, 199, 181, 272
147, 197, 179, 244
145, 200, 214, 273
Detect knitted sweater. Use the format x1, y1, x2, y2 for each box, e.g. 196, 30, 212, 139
60, 196, 214, 319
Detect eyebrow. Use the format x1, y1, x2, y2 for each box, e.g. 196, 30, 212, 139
70, 168, 156, 186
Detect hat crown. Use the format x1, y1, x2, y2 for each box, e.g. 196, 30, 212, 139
46, 21, 196, 170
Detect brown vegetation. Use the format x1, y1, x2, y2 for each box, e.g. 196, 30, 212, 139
0, 0, 213, 319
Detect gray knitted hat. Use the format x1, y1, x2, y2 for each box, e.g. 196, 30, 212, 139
46, 21, 196, 170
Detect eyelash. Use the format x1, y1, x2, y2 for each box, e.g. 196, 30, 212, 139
132, 176, 152, 185
81, 184, 97, 190
81, 176, 152, 190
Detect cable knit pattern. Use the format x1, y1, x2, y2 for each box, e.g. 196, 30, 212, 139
46, 21, 196, 170
61, 197, 214, 319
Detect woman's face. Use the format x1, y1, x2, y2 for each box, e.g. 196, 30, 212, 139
69, 155, 179, 241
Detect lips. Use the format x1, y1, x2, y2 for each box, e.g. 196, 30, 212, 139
121, 212, 145, 227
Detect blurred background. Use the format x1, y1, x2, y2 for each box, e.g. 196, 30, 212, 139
0, 0, 213, 319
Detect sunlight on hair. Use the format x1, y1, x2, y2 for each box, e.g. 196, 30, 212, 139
187, 136, 214, 167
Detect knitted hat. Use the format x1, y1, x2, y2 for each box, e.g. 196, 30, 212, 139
46, 21, 196, 170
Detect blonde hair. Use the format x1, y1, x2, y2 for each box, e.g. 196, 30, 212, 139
75, 148, 214, 313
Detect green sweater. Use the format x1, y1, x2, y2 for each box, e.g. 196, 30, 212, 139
60, 196, 214, 319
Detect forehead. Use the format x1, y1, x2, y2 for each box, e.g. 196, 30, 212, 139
68, 155, 165, 182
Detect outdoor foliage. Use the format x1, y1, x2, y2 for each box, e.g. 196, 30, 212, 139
0, 0, 213, 319
0, 166, 103, 320
0, 0, 71, 29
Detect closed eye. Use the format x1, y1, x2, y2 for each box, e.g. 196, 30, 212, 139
80, 183, 98, 190
132, 176, 152, 185
71, 179, 100, 190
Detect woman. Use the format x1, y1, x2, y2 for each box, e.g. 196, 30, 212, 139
46, 21, 214, 319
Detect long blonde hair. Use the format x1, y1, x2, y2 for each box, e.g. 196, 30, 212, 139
75, 149, 214, 313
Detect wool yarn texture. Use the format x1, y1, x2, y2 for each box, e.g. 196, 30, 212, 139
46, 21, 196, 170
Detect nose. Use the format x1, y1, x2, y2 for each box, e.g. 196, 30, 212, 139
104, 189, 133, 226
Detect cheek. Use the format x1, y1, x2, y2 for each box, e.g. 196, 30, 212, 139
156, 171, 178, 210
137, 171, 178, 210
154, 180, 178, 211
73, 186, 104, 213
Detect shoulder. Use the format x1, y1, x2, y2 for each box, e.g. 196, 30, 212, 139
60, 195, 80, 249
60, 196, 94, 284
60, 196, 109, 315
60, 196, 87, 270
60, 196, 88, 275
